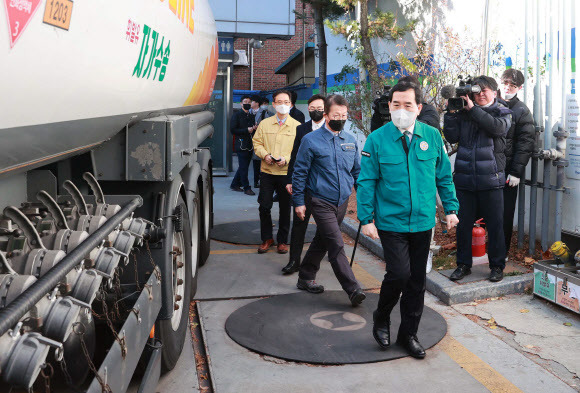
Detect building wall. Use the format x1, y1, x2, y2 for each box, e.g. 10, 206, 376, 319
286, 52, 316, 87
232, 0, 315, 91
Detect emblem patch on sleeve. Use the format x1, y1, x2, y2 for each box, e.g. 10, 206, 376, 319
361, 151, 371, 157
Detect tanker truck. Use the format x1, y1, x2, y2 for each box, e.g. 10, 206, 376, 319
0, 1, 218, 391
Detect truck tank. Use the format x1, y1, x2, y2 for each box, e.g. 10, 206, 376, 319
0, 2, 218, 390
0, 0, 218, 177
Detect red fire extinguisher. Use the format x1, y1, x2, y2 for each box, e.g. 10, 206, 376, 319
472, 219, 486, 257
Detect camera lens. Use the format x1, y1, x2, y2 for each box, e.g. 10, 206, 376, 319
472, 85, 482, 93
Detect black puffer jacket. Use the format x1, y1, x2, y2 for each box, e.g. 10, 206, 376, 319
230, 109, 255, 152
443, 100, 512, 191
503, 97, 535, 178
418, 103, 441, 130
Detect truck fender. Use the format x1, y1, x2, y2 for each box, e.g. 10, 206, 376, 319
158, 174, 185, 320
181, 162, 201, 224
196, 148, 211, 189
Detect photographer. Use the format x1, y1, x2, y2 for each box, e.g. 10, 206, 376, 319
499, 69, 535, 255
443, 76, 512, 283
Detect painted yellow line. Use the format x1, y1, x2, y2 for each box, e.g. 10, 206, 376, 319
439, 336, 523, 393
210, 249, 257, 255
352, 262, 381, 289
211, 244, 308, 255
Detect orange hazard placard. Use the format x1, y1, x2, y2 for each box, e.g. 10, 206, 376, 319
42, 0, 73, 30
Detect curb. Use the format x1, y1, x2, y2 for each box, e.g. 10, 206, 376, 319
340, 217, 533, 305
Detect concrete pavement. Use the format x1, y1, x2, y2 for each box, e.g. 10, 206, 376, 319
182, 176, 579, 393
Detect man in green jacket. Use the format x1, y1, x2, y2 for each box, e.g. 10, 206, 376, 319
357, 82, 459, 358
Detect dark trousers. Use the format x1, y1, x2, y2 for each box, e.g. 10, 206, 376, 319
298, 196, 359, 295
503, 185, 518, 253
230, 151, 252, 190
253, 159, 261, 186
456, 189, 506, 269
288, 198, 312, 266
376, 229, 432, 337
258, 172, 291, 243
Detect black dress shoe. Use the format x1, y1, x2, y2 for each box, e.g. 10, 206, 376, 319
450, 265, 471, 281
372, 312, 391, 348
489, 267, 504, 282
296, 278, 324, 293
397, 335, 426, 359
244, 189, 256, 196
282, 260, 299, 275
349, 288, 366, 307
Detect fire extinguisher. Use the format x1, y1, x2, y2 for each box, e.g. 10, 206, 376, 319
472, 219, 486, 257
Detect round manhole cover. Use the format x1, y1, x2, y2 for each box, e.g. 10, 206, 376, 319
225, 291, 448, 364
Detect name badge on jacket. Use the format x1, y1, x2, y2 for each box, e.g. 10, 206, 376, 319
341, 143, 356, 151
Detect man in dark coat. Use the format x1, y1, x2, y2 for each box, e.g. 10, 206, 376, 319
443, 75, 512, 282
230, 95, 256, 195
282, 94, 326, 274
289, 90, 306, 124
499, 69, 535, 254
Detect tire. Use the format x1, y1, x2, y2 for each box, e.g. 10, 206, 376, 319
199, 169, 212, 266
157, 195, 192, 373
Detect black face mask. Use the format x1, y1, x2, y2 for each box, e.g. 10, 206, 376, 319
309, 110, 324, 122
242, 103, 251, 110
327, 119, 346, 132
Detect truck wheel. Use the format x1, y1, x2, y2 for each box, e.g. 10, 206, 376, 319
157, 196, 192, 372
199, 170, 212, 266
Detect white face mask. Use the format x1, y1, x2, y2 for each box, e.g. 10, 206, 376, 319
391, 109, 417, 130
275, 104, 291, 115
261, 105, 268, 110
503, 91, 516, 100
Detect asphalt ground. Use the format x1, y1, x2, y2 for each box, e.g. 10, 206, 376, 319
150, 175, 580, 392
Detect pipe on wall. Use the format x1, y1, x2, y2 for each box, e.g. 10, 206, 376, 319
554, 0, 571, 243
529, 0, 543, 255
541, 0, 556, 251
518, 0, 531, 249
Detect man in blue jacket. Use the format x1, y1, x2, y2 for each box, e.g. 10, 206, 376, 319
357, 82, 459, 358
443, 75, 512, 283
292, 94, 365, 306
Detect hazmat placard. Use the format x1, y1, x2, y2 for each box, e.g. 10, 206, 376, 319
556, 278, 580, 313
534, 267, 556, 301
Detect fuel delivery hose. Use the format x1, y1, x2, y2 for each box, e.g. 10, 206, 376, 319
0, 197, 143, 337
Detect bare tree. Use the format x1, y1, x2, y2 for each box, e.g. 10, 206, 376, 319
301, 0, 345, 95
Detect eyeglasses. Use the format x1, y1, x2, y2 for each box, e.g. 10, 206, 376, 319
274, 100, 291, 105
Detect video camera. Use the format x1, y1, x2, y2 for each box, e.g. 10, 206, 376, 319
446, 75, 481, 111
370, 85, 392, 131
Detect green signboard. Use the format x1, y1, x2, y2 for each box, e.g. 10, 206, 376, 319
534, 268, 556, 301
